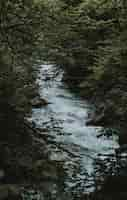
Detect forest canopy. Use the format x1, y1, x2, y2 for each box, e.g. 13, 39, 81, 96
40, 0, 127, 132
0, 0, 127, 130
0, 0, 45, 112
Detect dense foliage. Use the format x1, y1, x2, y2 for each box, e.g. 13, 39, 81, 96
1, 0, 127, 138
0, 0, 44, 113
41, 0, 127, 137
1, 1, 127, 199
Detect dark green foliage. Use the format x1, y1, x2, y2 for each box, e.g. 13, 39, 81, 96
61, 0, 83, 7
41, 0, 127, 131
0, 0, 44, 113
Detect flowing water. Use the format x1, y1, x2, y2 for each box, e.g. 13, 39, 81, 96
31, 64, 119, 199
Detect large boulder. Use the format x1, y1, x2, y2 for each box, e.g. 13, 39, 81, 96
86, 112, 105, 126
30, 97, 49, 108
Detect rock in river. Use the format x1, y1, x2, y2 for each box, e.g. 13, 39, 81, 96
31, 97, 48, 108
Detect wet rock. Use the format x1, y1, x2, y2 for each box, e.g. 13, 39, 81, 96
31, 97, 48, 108
116, 144, 127, 154
86, 112, 105, 126
86, 103, 106, 126
86, 101, 117, 126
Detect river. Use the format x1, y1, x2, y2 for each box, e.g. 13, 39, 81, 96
31, 64, 119, 199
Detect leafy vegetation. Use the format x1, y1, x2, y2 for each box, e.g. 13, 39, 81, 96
41, 0, 127, 139
0, 0, 45, 113
1, 0, 127, 138
1, 1, 127, 199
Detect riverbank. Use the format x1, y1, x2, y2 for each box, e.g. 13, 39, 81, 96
0, 102, 65, 199
40, 0, 127, 146
0, 65, 57, 199
30, 64, 121, 200
63, 73, 127, 145
0, 63, 126, 200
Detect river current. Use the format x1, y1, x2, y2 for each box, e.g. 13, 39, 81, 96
31, 64, 119, 199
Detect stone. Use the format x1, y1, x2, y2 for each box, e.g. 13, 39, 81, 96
31, 97, 48, 108
86, 112, 105, 126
